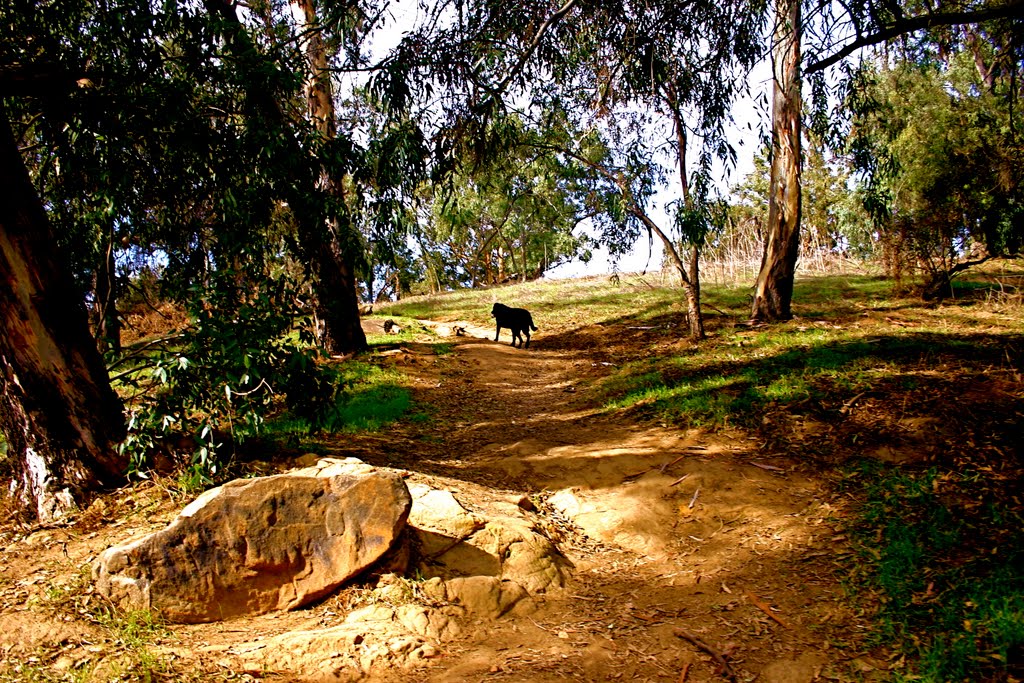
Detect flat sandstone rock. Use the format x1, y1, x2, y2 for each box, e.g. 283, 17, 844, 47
93, 459, 411, 623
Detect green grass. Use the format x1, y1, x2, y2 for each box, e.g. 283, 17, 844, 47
265, 361, 414, 439
600, 320, 1017, 431
379, 274, 704, 331
841, 461, 1024, 682
86, 606, 171, 681
600, 328, 876, 427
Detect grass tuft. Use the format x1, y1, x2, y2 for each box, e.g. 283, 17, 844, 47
265, 361, 414, 440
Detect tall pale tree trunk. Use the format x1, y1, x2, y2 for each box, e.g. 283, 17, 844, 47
294, 0, 368, 354
206, 0, 367, 355
0, 103, 126, 522
751, 0, 802, 322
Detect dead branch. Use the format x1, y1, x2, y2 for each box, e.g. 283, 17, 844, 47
745, 590, 792, 629
673, 628, 737, 682
660, 455, 687, 472
749, 461, 786, 472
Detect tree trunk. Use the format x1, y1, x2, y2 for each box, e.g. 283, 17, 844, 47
686, 244, 704, 336
309, 231, 367, 353
666, 82, 705, 340
751, 0, 802, 322
0, 104, 126, 522
294, 0, 368, 355
206, 0, 367, 355
629, 206, 705, 340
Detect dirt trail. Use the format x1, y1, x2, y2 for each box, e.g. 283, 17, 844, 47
0, 322, 879, 683
351, 326, 873, 682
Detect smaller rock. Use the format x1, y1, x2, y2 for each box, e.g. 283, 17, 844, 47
444, 576, 530, 619
408, 485, 482, 540
515, 495, 537, 512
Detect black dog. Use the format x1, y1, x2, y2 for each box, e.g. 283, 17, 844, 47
491, 303, 538, 349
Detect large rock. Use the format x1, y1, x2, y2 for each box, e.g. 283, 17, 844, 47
93, 458, 411, 623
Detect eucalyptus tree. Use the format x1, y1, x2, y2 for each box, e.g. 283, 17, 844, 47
384, 0, 768, 339
204, 0, 370, 355
0, 0, 221, 518
751, 0, 802, 322
553, 0, 765, 339
532, 105, 729, 339
426, 113, 597, 286
751, 0, 1024, 320
1, 99, 128, 522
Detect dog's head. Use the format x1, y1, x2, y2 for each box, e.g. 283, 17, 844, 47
491, 303, 506, 317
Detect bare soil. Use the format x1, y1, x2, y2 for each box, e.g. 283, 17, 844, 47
345, 320, 879, 683
0, 315, 959, 682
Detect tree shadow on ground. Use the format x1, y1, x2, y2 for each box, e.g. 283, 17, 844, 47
336, 323, 1022, 503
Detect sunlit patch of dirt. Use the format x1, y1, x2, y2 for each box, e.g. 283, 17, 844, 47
331, 325, 885, 682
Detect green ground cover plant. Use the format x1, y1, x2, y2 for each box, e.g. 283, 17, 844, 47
264, 362, 416, 440
841, 461, 1024, 682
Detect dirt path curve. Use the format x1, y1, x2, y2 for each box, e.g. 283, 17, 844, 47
0, 322, 875, 683
351, 326, 872, 683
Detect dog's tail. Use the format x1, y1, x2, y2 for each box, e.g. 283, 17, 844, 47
529, 316, 538, 331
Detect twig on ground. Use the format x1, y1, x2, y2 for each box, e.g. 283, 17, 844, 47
749, 461, 786, 472
677, 660, 691, 682
841, 391, 867, 414
660, 455, 687, 472
745, 590, 792, 629
528, 617, 553, 632
673, 628, 737, 682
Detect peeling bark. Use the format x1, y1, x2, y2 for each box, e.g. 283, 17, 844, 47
752, 0, 802, 322
0, 103, 126, 522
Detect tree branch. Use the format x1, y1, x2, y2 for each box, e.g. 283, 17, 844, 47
527, 140, 694, 287
493, 0, 580, 94
805, 0, 1024, 74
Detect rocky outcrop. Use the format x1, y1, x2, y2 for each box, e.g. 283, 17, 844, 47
93, 458, 411, 623
207, 476, 575, 680
205, 605, 446, 681
407, 483, 572, 604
